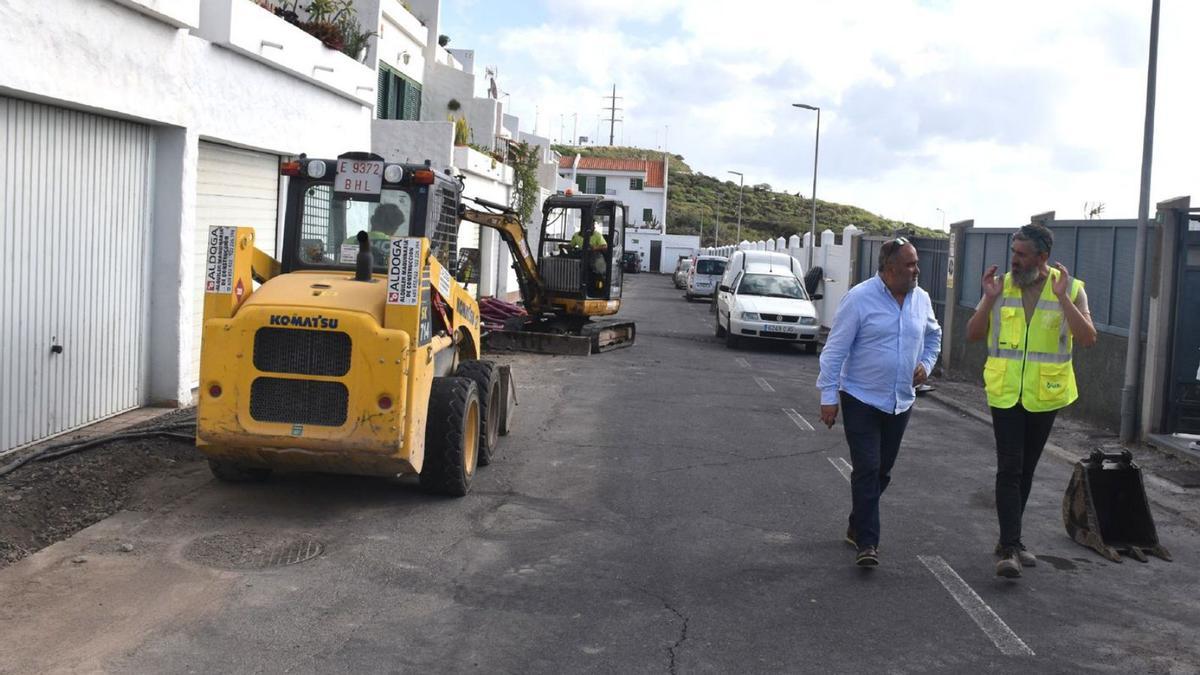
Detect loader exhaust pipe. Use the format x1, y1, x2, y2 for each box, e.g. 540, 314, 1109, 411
355, 231, 372, 282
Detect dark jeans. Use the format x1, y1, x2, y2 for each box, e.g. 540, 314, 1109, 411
842, 392, 912, 548
991, 403, 1058, 549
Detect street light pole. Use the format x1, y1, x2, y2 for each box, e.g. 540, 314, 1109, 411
936, 207, 946, 231
793, 103, 820, 270
728, 170, 744, 245
1120, 0, 1161, 443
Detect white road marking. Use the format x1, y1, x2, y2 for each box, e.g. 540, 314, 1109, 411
735, 357, 751, 369
918, 555, 1036, 657
783, 408, 815, 431
754, 377, 776, 393
826, 456, 852, 482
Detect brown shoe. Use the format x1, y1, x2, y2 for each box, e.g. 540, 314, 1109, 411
856, 546, 879, 567
996, 549, 1021, 578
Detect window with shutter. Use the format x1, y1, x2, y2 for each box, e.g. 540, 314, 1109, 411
642, 208, 654, 223
376, 68, 388, 119
576, 175, 587, 193
402, 79, 422, 121
630, 178, 643, 190
595, 176, 607, 194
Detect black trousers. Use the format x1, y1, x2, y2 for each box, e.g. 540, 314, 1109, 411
842, 392, 911, 548
991, 403, 1058, 549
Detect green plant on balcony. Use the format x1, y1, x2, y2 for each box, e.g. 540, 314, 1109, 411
257, 0, 375, 59
506, 141, 541, 225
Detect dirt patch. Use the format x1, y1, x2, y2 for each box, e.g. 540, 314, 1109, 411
0, 409, 204, 569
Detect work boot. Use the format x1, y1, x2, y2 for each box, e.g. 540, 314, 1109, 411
855, 546, 879, 567
995, 548, 1021, 578
994, 543, 1037, 568
1017, 545, 1037, 567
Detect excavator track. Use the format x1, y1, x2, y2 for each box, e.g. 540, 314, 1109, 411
484, 317, 636, 356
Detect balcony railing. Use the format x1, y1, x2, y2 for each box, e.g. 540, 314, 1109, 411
199, 0, 376, 106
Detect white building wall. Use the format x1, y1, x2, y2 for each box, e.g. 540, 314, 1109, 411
371, 120, 455, 168
1, 0, 371, 408
624, 233, 700, 273
785, 226, 859, 328
371, 0, 429, 83
453, 147, 514, 299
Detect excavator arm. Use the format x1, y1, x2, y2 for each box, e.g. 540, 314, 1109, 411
459, 199, 546, 315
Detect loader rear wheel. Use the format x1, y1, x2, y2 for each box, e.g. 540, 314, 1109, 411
419, 377, 480, 497
455, 359, 500, 466
208, 460, 271, 483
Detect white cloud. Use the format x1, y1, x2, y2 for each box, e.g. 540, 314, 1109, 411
451, 0, 1198, 231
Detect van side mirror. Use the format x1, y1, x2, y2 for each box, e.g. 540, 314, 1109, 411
812, 293, 824, 301
718, 284, 730, 292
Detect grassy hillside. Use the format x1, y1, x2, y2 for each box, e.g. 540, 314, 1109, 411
554, 145, 942, 246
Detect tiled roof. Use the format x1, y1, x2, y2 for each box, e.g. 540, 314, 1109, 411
558, 155, 668, 188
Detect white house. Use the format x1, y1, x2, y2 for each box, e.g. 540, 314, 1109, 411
0, 0, 373, 454
0, 0, 558, 455
556, 155, 697, 272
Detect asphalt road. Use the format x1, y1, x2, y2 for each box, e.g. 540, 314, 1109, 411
2, 274, 1198, 674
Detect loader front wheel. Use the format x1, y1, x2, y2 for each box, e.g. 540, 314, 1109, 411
208, 460, 271, 483
455, 359, 501, 466
419, 377, 480, 497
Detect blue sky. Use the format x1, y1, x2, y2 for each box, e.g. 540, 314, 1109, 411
439, 1, 1197, 233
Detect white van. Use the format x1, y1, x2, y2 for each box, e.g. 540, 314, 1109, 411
686, 255, 727, 301
715, 250, 821, 352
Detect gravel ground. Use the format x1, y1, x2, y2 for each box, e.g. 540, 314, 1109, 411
0, 409, 203, 568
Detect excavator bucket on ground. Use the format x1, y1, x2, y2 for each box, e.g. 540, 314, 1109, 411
1063, 449, 1171, 563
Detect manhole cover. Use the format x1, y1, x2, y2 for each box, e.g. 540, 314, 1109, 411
1159, 471, 1200, 488
184, 532, 324, 570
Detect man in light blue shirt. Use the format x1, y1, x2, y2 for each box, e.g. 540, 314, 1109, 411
816, 237, 942, 567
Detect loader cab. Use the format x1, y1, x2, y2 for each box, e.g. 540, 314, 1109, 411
537, 195, 626, 305
278, 152, 462, 276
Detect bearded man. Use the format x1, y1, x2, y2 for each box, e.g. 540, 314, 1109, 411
966, 223, 1097, 579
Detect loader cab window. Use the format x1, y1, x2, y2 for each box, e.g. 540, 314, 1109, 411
296, 184, 413, 270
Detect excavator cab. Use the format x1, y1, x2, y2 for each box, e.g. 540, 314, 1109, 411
537, 195, 626, 315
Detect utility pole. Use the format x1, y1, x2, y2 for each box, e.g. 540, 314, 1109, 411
572, 113, 578, 146
601, 84, 623, 146
1120, 0, 1161, 443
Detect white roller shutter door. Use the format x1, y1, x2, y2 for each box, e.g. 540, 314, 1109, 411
192, 142, 279, 386
0, 96, 152, 453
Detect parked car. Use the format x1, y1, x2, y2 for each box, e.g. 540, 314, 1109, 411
686, 255, 727, 301
672, 256, 693, 288
621, 251, 641, 273
715, 250, 821, 352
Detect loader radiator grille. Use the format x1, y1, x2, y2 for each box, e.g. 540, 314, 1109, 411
253, 327, 351, 377
249, 377, 348, 427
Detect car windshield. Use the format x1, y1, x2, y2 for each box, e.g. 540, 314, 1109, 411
696, 259, 725, 275
737, 273, 808, 299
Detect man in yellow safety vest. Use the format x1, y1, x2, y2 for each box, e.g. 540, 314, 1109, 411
966, 223, 1097, 579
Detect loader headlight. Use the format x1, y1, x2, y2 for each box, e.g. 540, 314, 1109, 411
383, 164, 404, 183
306, 160, 328, 179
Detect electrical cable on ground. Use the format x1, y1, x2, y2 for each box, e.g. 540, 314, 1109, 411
0, 424, 197, 479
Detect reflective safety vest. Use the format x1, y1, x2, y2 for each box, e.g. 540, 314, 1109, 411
983, 269, 1083, 412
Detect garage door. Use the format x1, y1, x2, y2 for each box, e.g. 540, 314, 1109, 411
0, 97, 152, 453
191, 142, 279, 386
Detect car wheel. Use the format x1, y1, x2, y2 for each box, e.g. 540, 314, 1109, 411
804, 341, 820, 354
715, 312, 727, 337
685, 292, 693, 302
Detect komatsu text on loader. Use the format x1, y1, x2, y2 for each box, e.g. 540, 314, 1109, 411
196, 152, 513, 496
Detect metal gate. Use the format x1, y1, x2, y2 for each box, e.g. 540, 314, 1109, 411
1165, 209, 1200, 434
856, 235, 949, 325
0, 97, 153, 453
650, 240, 662, 273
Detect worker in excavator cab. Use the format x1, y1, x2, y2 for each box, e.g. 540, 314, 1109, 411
570, 219, 609, 292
